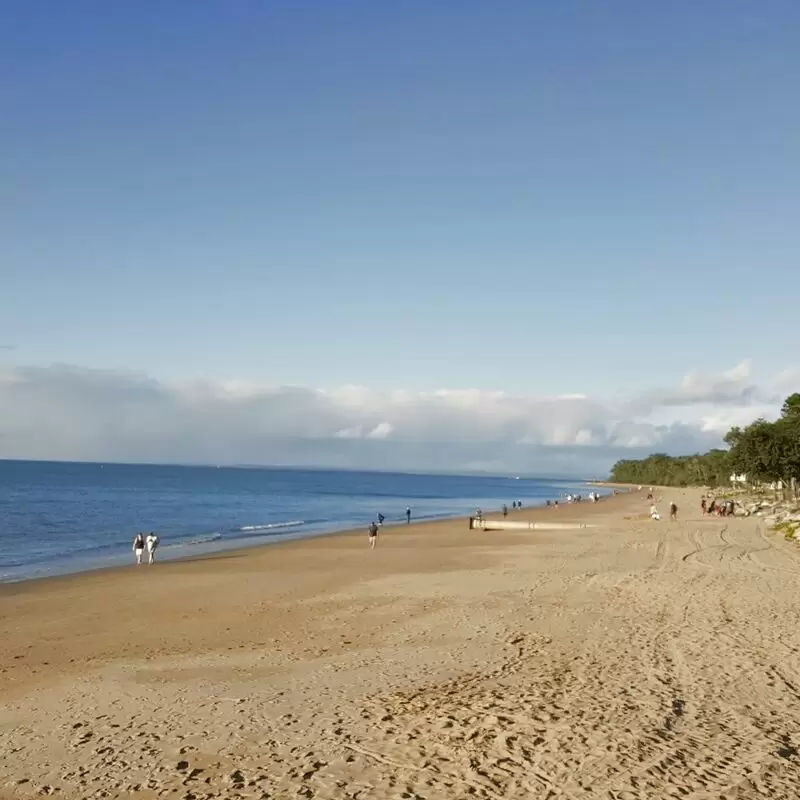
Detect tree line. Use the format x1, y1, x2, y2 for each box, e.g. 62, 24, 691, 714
609, 393, 800, 489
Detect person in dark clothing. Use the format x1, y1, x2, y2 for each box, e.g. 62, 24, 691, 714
132, 532, 145, 566
377, 513, 385, 526
406, 507, 411, 524
670, 502, 678, 521
502, 504, 508, 517
368, 521, 378, 549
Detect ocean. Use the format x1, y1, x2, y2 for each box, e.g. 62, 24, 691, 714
0, 460, 601, 583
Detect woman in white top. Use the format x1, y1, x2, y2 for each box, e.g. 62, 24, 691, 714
145, 532, 160, 564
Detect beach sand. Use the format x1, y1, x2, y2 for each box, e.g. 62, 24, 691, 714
2, 490, 800, 799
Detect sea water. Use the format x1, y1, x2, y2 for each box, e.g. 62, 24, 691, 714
0, 460, 602, 583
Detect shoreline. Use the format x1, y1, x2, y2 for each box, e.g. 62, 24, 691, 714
0, 485, 623, 589
0, 488, 646, 710
9, 485, 800, 798
0, 488, 643, 671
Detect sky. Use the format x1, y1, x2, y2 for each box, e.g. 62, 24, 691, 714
1, 1, 799, 474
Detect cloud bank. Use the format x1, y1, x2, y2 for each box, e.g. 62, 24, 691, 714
0, 360, 796, 476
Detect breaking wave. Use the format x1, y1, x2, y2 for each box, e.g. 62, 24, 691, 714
232, 520, 305, 533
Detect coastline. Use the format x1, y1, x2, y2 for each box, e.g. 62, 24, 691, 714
5, 486, 800, 798
0, 487, 640, 687
0, 483, 619, 587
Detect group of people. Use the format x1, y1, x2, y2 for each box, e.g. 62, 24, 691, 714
649, 494, 740, 522
367, 507, 413, 548
564, 491, 601, 504
475, 500, 522, 520
648, 492, 740, 522
481, 500, 525, 520
132, 531, 160, 565
701, 497, 736, 517
650, 501, 678, 521
499, 501, 524, 517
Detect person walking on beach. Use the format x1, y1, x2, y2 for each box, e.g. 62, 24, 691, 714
132, 532, 145, 566
406, 507, 411, 524
669, 502, 678, 521
502, 504, 508, 518
368, 521, 378, 549
377, 513, 385, 526
701, 497, 707, 515
146, 532, 160, 564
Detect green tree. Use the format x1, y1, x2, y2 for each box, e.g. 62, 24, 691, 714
609, 394, 800, 490
781, 392, 800, 419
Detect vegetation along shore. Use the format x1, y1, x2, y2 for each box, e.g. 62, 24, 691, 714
610, 393, 800, 490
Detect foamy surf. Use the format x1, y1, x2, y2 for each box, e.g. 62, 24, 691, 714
233, 520, 305, 532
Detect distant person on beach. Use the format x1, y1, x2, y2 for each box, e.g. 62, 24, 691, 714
669, 502, 678, 521
368, 521, 378, 549
650, 505, 660, 521
502, 504, 508, 517
701, 497, 707, 515
377, 513, 385, 526
512, 501, 517, 510
708, 499, 717, 515
476, 507, 483, 521
146, 532, 160, 564
517, 501, 522, 510
132, 533, 145, 566
406, 507, 411, 524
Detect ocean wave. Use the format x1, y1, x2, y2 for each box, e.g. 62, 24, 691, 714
232, 520, 305, 533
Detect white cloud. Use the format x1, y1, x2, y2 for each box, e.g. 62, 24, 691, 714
774, 368, 800, 394
627, 359, 760, 415
573, 428, 596, 446
367, 422, 394, 439
333, 426, 363, 439
0, 361, 794, 475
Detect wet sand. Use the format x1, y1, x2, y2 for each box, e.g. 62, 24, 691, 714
2, 489, 800, 799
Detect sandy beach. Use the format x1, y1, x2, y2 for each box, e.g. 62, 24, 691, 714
3, 489, 800, 799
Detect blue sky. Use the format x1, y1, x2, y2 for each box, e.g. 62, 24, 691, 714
1, 2, 799, 470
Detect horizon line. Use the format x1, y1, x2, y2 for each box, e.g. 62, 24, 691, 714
0, 457, 600, 482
